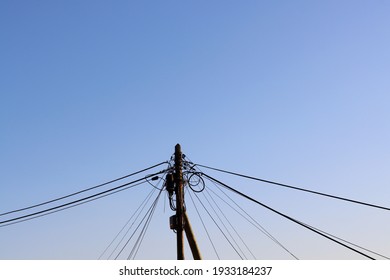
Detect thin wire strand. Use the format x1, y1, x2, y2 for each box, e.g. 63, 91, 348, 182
200, 189, 249, 259
107, 188, 158, 260
0, 170, 168, 226
187, 158, 298, 259
114, 200, 156, 259
129, 187, 164, 260
196, 164, 390, 211
202, 172, 376, 260
114, 188, 163, 260
301, 221, 390, 260
98, 187, 157, 260
0, 180, 147, 228
192, 188, 244, 259
129, 176, 166, 259
188, 190, 220, 260
204, 187, 257, 259
0, 162, 168, 217
208, 180, 299, 260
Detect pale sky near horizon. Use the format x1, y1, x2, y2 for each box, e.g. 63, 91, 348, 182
1, 1, 390, 260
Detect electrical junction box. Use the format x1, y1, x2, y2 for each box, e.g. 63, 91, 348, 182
169, 215, 178, 230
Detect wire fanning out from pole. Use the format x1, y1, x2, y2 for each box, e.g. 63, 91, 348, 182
0, 163, 170, 227
196, 164, 390, 212
1, 149, 389, 260
201, 172, 379, 260
0, 162, 168, 217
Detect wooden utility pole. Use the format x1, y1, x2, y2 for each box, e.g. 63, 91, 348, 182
184, 212, 202, 260
174, 144, 185, 260
171, 144, 202, 260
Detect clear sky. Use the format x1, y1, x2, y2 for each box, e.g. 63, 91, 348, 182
1, 1, 390, 260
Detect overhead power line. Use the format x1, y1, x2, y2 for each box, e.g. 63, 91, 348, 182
187, 190, 220, 259
196, 164, 390, 211
0, 161, 169, 217
300, 221, 390, 260
114, 186, 164, 260
0, 169, 168, 227
99, 187, 157, 260
201, 189, 250, 259
204, 187, 257, 259
128, 187, 164, 260
191, 186, 244, 259
1, 180, 147, 228
205, 179, 299, 260
185, 158, 298, 259
201, 172, 376, 260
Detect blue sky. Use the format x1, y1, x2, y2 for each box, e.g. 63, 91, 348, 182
1, 1, 390, 259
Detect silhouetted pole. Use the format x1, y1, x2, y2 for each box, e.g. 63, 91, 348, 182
184, 212, 202, 260
175, 144, 185, 260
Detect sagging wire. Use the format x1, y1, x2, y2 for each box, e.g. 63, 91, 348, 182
98, 186, 157, 260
